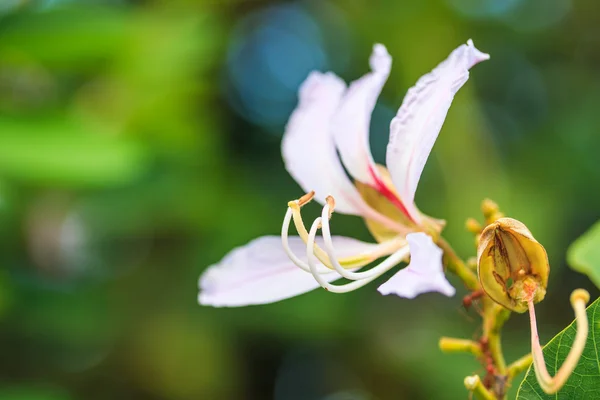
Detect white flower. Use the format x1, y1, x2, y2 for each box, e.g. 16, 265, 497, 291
200, 40, 489, 307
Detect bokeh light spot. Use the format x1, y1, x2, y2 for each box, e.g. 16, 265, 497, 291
225, 3, 343, 130
445, 0, 520, 19
501, 0, 572, 32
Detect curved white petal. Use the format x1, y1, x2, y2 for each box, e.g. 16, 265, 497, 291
199, 235, 378, 307
332, 44, 391, 186
377, 232, 455, 299
386, 39, 489, 223
282, 71, 368, 215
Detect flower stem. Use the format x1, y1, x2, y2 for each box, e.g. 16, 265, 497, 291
464, 375, 496, 400
507, 353, 533, 380
484, 302, 510, 375
438, 237, 479, 291
439, 337, 482, 357
438, 231, 516, 399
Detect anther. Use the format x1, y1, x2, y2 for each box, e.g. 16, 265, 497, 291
325, 195, 335, 219
286, 193, 333, 268
280, 208, 331, 274
466, 218, 482, 234
298, 191, 315, 206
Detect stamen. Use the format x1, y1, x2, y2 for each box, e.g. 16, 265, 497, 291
288, 195, 333, 268
306, 217, 410, 293
320, 201, 408, 280
298, 190, 316, 206
528, 289, 589, 394
282, 198, 390, 273
325, 195, 335, 219
280, 207, 331, 275
282, 192, 406, 278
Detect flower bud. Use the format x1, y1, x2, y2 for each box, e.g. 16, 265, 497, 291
477, 218, 549, 313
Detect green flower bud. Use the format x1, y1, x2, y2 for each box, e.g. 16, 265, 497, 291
477, 218, 549, 313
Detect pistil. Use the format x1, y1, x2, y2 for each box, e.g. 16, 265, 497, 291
528, 289, 589, 394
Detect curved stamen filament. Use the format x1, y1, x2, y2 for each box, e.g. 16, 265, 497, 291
288, 194, 333, 268
289, 191, 409, 262
320, 200, 408, 280
528, 289, 590, 394
283, 193, 403, 272
281, 207, 335, 275
306, 217, 410, 293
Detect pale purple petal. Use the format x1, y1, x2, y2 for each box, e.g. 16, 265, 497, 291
377, 232, 455, 298
199, 236, 379, 307
386, 40, 489, 223
282, 72, 370, 216
332, 44, 391, 186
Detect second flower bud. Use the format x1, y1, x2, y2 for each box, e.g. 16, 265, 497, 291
477, 217, 549, 313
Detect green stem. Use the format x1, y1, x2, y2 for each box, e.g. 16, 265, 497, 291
438, 237, 479, 291
439, 337, 482, 357
438, 234, 514, 399
507, 353, 533, 380
464, 375, 496, 400
484, 302, 510, 375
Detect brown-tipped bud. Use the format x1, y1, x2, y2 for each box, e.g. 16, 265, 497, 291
466, 218, 482, 234
467, 257, 478, 271
477, 218, 549, 313
481, 199, 499, 217
481, 199, 505, 224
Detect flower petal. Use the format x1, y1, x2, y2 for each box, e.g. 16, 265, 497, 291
199, 235, 378, 307
377, 232, 455, 298
386, 39, 489, 223
332, 44, 391, 186
282, 71, 368, 215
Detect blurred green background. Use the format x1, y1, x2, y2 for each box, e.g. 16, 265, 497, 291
0, 0, 599, 399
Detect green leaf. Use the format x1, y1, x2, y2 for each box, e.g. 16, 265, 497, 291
516, 297, 600, 399
0, 6, 126, 69
568, 220, 600, 289
0, 386, 72, 400
0, 117, 147, 187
